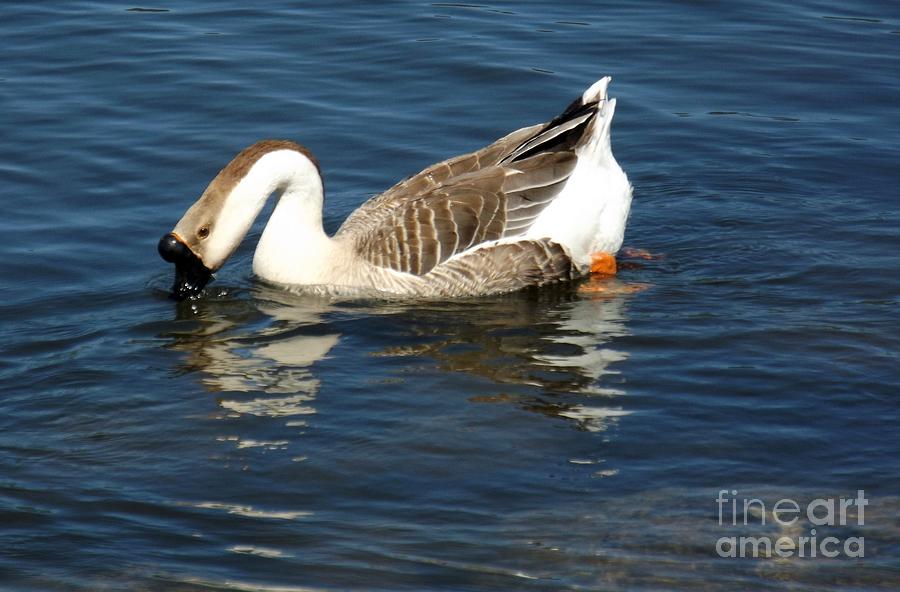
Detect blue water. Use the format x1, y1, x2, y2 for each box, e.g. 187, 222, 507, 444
2, 1, 899, 590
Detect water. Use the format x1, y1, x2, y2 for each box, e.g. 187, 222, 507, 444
1, 1, 899, 589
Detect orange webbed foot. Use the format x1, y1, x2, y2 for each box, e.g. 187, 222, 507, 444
580, 249, 652, 297
589, 252, 617, 275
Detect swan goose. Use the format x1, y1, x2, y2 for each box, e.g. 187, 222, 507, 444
158, 76, 632, 300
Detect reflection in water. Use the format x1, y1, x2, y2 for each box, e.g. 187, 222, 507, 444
166, 290, 340, 425
370, 289, 634, 432
164, 282, 636, 433
159, 283, 640, 586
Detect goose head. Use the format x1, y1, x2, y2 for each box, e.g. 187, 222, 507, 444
158, 140, 322, 300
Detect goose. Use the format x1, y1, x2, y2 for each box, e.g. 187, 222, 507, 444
158, 76, 632, 300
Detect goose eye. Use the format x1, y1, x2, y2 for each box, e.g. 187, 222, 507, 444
197, 226, 210, 240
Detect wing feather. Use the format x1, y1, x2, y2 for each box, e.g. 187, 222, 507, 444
422, 239, 578, 297
336, 97, 598, 276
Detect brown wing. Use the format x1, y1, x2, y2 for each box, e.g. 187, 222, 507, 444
349, 151, 577, 275
336, 94, 600, 276
422, 239, 578, 297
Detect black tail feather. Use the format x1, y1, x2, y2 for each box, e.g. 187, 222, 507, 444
505, 98, 598, 163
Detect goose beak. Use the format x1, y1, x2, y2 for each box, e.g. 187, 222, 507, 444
158, 233, 212, 300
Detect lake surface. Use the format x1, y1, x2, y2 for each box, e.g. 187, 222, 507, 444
1, 1, 899, 590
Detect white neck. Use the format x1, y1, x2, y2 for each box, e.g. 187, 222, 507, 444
212, 149, 337, 285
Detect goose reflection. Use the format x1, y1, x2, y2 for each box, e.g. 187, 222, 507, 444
369, 284, 634, 432
165, 288, 340, 422
164, 279, 637, 433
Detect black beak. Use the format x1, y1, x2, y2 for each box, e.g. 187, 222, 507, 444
158, 233, 212, 300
